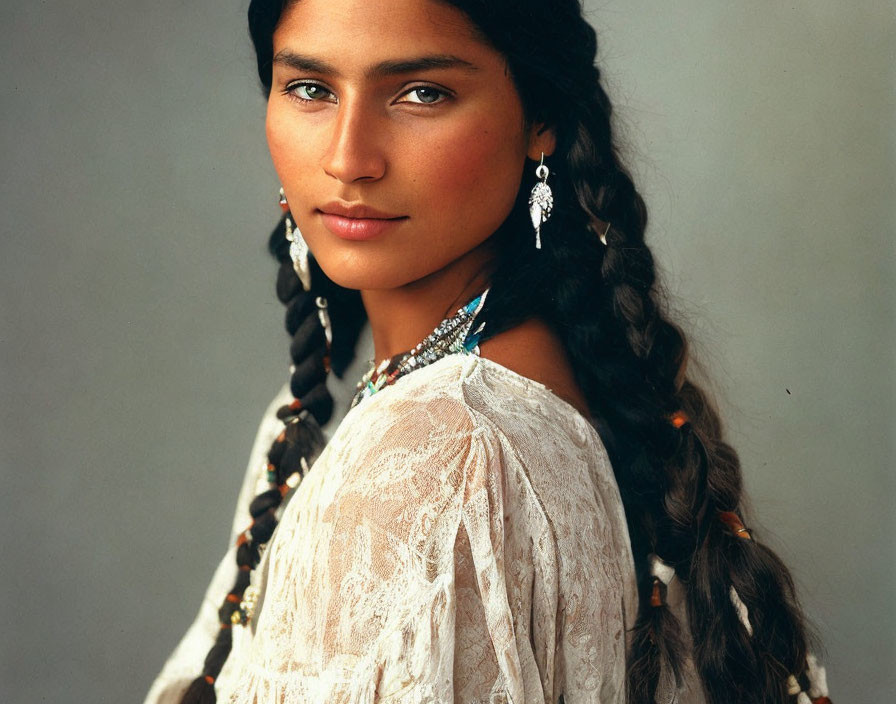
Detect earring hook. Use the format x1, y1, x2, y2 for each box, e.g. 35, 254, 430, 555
535, 152, 549, 181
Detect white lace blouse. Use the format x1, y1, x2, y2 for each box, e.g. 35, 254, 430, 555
144, 353, 705, 703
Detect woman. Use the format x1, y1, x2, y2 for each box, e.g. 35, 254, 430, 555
146, 0, 832, 702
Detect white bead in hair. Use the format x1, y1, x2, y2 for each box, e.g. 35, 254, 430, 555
647, 562, 830, 699
806, 653, 829, 697
729, 586, 754, 636
649, 554, 675, 585
745, 601, 828, 701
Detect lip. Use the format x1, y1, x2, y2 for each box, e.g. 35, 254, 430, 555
319, 200, 404, 219
317, 201, 408, 241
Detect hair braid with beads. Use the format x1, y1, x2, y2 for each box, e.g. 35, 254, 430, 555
185, 1, 832, 702
178, 216, 367, 703
455, 3, 829, 700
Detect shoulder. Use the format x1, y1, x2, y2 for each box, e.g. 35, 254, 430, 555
333, 342, 601, 479
477, 317, 590, 418
349, 358, 480, 437
329, 360, 487, 488
357, 337, 589, 431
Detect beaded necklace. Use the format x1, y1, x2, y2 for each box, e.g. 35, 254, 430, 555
350, 288, 489, 409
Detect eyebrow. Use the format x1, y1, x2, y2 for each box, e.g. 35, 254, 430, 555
271, 51, 480, 79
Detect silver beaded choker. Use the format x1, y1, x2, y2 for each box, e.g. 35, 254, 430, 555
350, 288, 489, 409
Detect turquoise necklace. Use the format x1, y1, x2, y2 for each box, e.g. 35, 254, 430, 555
350, 288, 489, 409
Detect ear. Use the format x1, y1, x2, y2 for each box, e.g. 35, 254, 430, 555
526, 122, 557, 161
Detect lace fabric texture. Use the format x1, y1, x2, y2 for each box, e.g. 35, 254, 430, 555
145, 354, 705, 703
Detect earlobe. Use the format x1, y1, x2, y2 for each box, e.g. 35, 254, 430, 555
527, 122, 557, 160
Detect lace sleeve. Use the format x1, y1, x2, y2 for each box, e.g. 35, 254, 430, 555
457, 410, 635, 704
143, 384, 292, 704
219, 389, 478, 702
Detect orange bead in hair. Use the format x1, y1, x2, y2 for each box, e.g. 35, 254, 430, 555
669, 410, 689, 428
650, 578, 663, 607
204, 675, 215, 685
717, 510, 752, 539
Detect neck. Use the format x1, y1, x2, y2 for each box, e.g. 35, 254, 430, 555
361, 243, 495, 365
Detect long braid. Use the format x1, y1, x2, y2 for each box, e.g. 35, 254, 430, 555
178, 214, 366, 703
572, 49, 821, 704
548, 25, 823, 704
462, 4, 826, 702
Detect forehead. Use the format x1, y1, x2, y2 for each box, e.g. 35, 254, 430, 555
273, 0, 496, 70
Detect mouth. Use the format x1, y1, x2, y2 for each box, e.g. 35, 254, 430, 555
317, 200, 405, 219
317, 209, 409, 241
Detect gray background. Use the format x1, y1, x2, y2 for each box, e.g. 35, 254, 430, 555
1, 1, 892, 701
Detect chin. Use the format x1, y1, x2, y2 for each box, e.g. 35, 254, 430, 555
312, 254, 421, 292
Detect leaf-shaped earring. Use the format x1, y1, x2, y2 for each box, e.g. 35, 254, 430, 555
280, 187, 311, 291
315, 295, 333, 352
528, 153, 553, 249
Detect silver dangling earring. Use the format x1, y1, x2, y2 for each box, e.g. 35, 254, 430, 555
528, 152, 554, 249
280, 187, 311, 291
315, 296, 332, 349
596, 219, 611, 246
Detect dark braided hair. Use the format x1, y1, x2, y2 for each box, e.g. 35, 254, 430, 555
443, 4, 826, 702
179, 1, 830, 702
179, 215, 366, 702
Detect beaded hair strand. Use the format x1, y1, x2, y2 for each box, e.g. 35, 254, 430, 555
643, 411, 832, 704
178, 212, 366, 704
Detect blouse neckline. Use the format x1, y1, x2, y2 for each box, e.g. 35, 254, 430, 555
347, 351, 596, 433
464, 354, 595, 427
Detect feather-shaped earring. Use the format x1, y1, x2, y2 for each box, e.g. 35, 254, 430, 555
528, 152, 553, 249
280, 187, 311, 291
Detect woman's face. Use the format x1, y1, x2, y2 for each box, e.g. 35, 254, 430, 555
267, 0, 554, 291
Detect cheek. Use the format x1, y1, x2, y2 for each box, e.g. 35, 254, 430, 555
266, 105, 313, 197
416, 115, 526, 219
265, 104, 288, 171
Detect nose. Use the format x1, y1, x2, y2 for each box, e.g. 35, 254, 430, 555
320, 99, 386, 184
